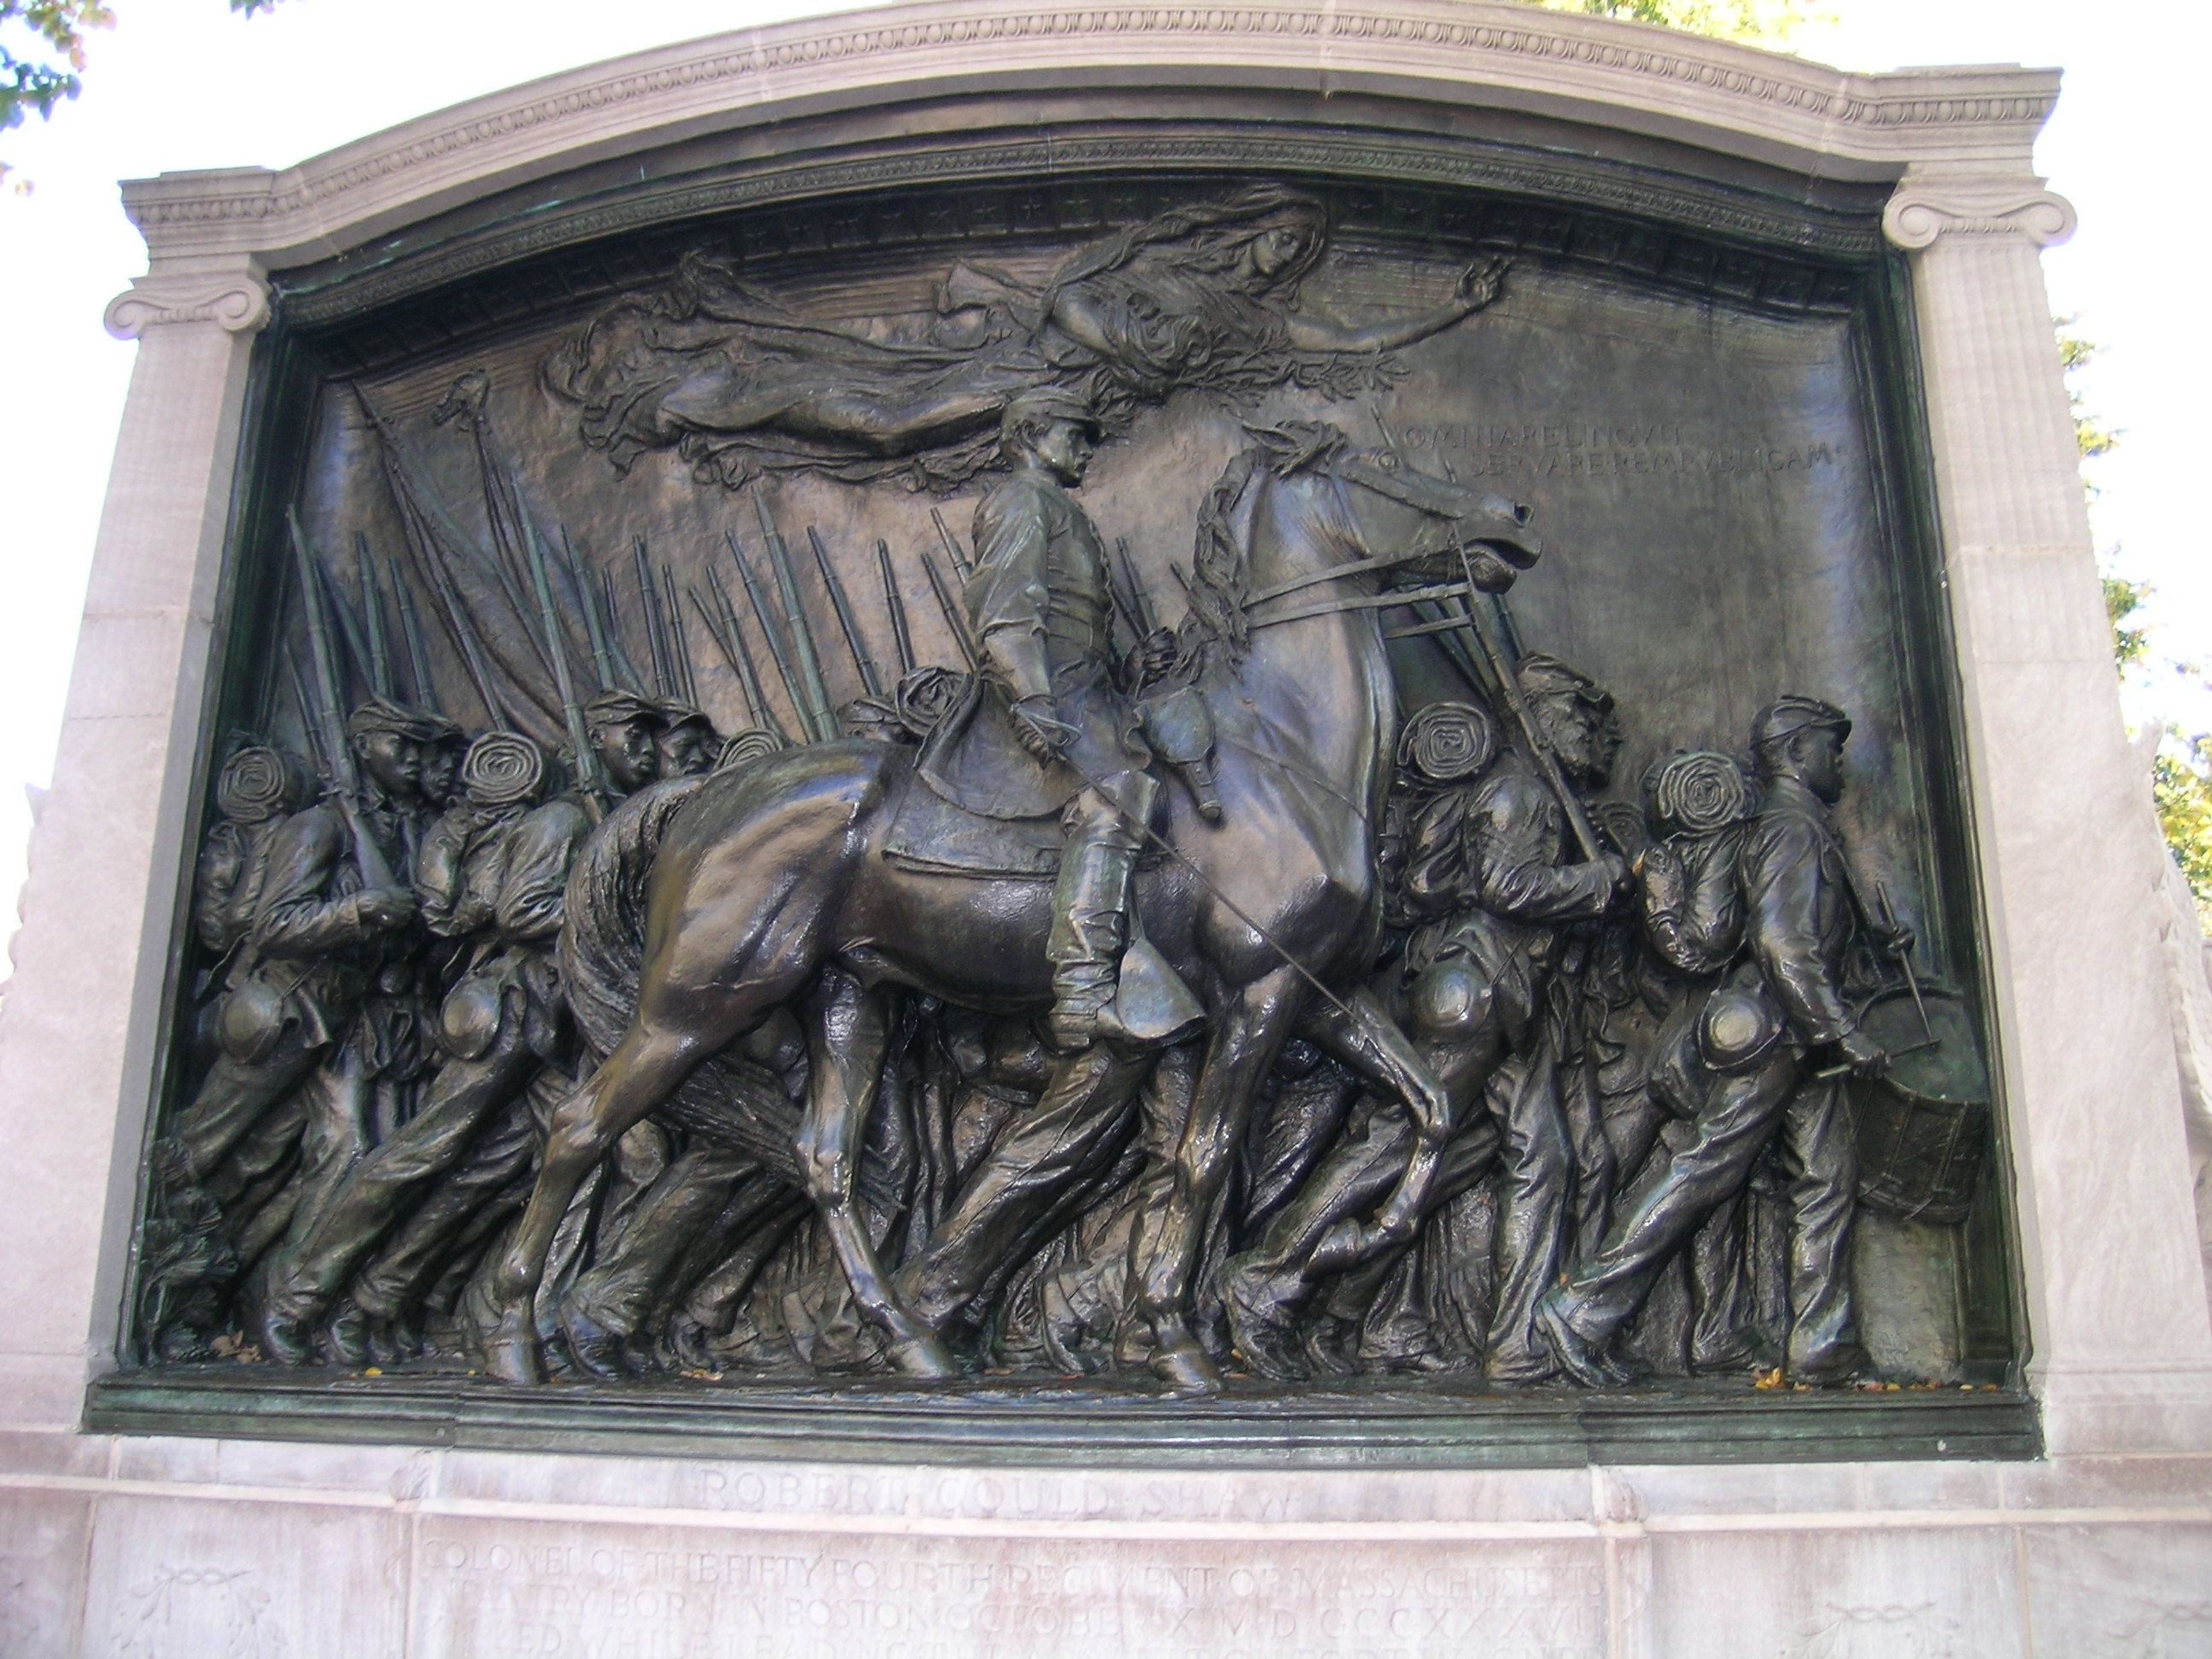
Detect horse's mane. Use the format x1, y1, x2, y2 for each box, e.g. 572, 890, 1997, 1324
1181, 421, 1348, 669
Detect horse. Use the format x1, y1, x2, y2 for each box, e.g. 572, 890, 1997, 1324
484, 421, 1541, 1390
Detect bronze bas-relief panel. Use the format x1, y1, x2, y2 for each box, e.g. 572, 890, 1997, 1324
105, 139, 2025, 1464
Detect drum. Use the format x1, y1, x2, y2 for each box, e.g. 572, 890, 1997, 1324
1849, 986, 1993, 1226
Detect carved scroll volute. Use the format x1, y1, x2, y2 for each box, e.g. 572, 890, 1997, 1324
104, 271, 273, 340
1881, 175, 2077, 251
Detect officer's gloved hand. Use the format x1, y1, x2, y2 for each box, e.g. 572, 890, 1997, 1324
1837, 1026, 1891, 1080
1877, 919, 1918, 963
1011, 696, 1074, 762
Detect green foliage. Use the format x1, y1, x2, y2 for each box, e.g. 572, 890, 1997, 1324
2106, 571, 2152, 672
2056, 318, 2119, 467
2155, 739, 2212, 929
1530, 0, 1822, 49
1, 0, 278, 186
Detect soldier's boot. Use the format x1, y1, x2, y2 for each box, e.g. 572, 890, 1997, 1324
1046, 774, 1201, 1051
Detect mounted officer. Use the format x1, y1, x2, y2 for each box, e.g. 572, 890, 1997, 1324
917, 385, 1196, 1050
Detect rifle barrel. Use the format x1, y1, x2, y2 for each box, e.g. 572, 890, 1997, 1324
919, 550, 980, 670
728, 530, 810, 740
1455, 562, 1601, 861
930, 506, 975, 581
808, 527, 883, 699
876, 539, 915, 677
661, 564, 699, 706
388, 556, 438, 712
705, 568, 789, 744
287, 507, 396, 889
755, 494, 838, 742
633, 539, 673, 698
562, 528, 615, 692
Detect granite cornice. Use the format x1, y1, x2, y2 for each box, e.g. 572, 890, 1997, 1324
115, 0, 2058, 274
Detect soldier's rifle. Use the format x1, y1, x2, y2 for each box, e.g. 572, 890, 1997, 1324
286, 507, 399, 891
919, 548, 980, 671
525, 522, 607, 822
876, 539, 916, 677
1452, 550, 1603, 863
809, 527, 884, 700
726, 529, 819, 740
355, 533, 394, 699
633, 539, 675, 698
703, 566, 789, 743
661, 563, 700, 706
1108, 535, 1156, 650
930, 506, 974, 581
560, 529, 617, 693
388, 556, 439, 713
597, 567, 650, 694
754, 493, 839, 742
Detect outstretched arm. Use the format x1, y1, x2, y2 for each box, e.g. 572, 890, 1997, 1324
1282, 255, 1508, 354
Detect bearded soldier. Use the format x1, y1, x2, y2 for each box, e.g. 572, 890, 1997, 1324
259, 731, 590, 1362
1539, 696, 1906, 1387
1225, 665, 1631, 1381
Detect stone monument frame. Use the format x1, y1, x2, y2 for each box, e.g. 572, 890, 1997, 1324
5, 13, 2210, 1635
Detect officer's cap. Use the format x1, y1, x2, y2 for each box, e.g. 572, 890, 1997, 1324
346, 696, 454, 745
1002, 385, 1103, 438
585, 690, 668, 732
1751, 696, 1851, 752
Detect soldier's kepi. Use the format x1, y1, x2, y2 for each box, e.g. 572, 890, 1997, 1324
964, 387, 1202, 1050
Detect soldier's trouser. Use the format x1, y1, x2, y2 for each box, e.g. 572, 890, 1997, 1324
1554, 1053, 1857, 1370
270, 1046, 378, 1266
1483, 1036, 1577, 1381
563, 1142, 759, 1337
171, 1027, 324, 1181
895, 1040, 1153, 1332
350, 1073, 551, 1322
263, 1028, 539, 1323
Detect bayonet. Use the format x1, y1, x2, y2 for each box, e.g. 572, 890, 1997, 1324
661, 563, 699, 706
876, 539, 915, 677
808, 527, 883, 699
754, 493, 838, 742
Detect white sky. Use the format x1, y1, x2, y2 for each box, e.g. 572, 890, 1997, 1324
0, 0, 2204, 950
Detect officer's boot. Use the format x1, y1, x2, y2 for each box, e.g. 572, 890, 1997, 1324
1046, 774, 1153, 1050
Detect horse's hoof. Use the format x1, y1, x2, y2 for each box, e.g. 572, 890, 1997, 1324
556, 1301, 627, 1381
887, 1330, 961, 1381
484, 1314, 547, 1385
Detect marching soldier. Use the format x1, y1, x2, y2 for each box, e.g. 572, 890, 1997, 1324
1538, 696, 1904, 1387
654, 700, 722, 777
584, 690, 667, 796
259, 730, 590, 1362
1224, 665, 1631, 1381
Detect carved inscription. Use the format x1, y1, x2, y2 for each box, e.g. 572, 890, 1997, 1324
1392, 420, 1839, 482
416, 1528, 1607, 1659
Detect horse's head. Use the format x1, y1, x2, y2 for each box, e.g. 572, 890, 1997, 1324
1330, 444, 1541, 594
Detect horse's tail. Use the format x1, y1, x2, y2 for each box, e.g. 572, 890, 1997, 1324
560, 777, 706, 1059
558, 774, 808, 1183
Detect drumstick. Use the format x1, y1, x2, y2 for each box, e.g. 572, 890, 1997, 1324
1877, 882, 1937, 1049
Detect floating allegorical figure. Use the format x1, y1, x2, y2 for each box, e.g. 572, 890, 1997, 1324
546, 184, 1509, 491
1538, 697, 1910, 1387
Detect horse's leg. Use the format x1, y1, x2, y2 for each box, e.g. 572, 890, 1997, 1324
1300, 988, 1454, 1244
800, 969, 959, 1379
1130, 964, 1304, 1393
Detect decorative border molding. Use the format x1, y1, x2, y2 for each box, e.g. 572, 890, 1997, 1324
103, 275, 272, 340
112, 0, 2059, 275
1883, 179, 2076, 251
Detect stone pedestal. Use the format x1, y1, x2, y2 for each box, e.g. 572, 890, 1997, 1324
3, 4, 2207, 1652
